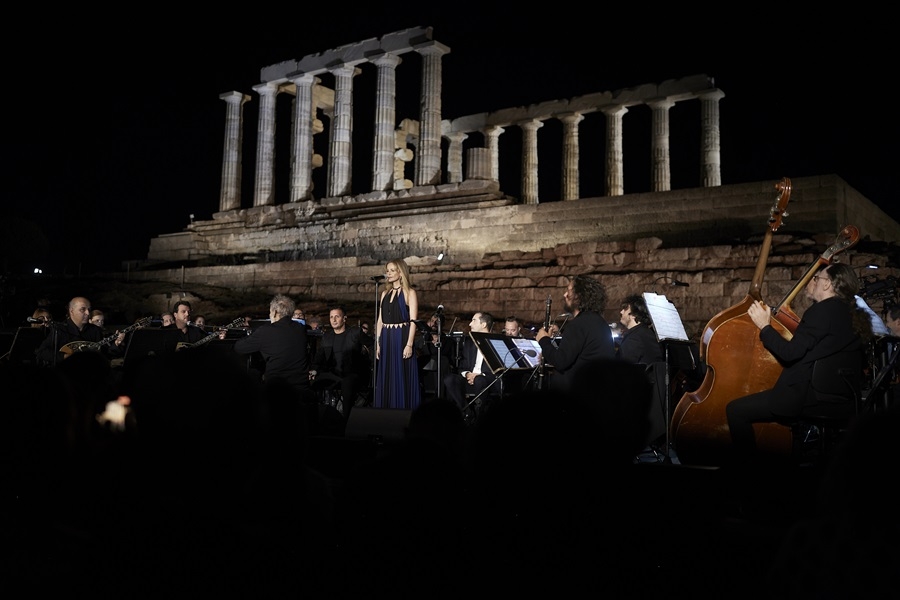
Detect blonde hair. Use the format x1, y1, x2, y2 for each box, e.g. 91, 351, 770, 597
385, 259, 413, 297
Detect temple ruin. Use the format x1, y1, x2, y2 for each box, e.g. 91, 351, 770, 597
136, 26, 900, 334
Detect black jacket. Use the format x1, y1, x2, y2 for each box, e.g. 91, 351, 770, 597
234, 316, 310, 391
311, 326, 364, 377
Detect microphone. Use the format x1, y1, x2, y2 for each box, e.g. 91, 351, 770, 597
27, 317, 46, 323
557, 313, 572, 318
521, 349, 537, 358
672, 279, 690, 287
436, 304, 444, 315
369, 275, 386, 281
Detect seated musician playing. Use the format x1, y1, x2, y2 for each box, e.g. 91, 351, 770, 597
164, 300, 211, 346
617, 294, 664, 365
35, 296, 125, 365
535, 275, 617, 393
725, 264, 874, 465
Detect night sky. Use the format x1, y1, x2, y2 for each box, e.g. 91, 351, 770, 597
5, 12, 896, 276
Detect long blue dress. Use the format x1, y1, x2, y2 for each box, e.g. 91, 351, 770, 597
374, 289, 421, 410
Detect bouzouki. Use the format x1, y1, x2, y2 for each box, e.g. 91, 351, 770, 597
60, 316, 152, 357
175, 317, 246, 351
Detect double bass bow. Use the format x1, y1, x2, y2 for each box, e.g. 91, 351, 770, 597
670, 178, 794, 466
770, 225, 860, 334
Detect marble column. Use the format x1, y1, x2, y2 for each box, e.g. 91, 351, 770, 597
370, 53, 402, 192
520, 119, 544, 205
700, 89, 725, 188
445, 131, 468, 183
485, 126, 504, 182
649, 99, 675, 192
252, 82, 280, 207
559, 112, 584, 201
415, 42, 450, 187
327, 64, 361, 198
288, 73, 317, 203
466, 147, 491, 180
602, 106, 628, 197
218, 91, 250, 212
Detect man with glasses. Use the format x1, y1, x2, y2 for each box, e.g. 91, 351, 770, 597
725, 264, 874, 465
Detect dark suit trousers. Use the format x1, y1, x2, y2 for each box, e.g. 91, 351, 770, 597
444, 373, 491, 411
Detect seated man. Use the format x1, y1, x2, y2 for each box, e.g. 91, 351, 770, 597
309, 305, 366, 419
443, 312, 496, 418
617, 294, 664, 365
503, 316, 523, 338
35, 296, 125, 365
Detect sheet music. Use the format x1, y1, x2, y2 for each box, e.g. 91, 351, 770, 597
642, 292, 690, 342
511, 338, 543, 369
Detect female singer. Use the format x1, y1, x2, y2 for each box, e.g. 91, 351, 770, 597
374, 258, 422, 409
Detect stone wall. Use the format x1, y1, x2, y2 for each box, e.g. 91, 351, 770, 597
129, 174, 900, 338
147, 175, 899, 265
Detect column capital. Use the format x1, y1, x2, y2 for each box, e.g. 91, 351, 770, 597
558, 112, 585, 126
329, 64, 362, 78
252, 81, 280, 96
287, 72, 317, 86
219, 90, 251, 104
647, 98, 676, 111
370, 53, 403, 69
601, 105, 629, 118
414, 41, 451, 57
698, 89, 726, 102
519, 119, 544, 132
445, 131, 468, 144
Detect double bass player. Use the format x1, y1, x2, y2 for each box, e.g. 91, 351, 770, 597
725, 263, 873, 465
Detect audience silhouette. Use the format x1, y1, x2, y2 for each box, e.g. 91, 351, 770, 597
2, 347, 890, 596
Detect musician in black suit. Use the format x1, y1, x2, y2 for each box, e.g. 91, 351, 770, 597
444, 312, 496, 417
726, 263, 874, 464
234, 294, 311, 398
535, 275, 617, 393
617, 294, 664, 365
35, 296, 106, 366
163, 300, 208, 345
309, 305, 366, 419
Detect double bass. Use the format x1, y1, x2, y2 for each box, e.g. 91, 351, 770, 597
671, 174, 861, 466
665, 178, 791, 465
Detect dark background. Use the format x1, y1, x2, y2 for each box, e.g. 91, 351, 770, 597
5, 12, 896, 276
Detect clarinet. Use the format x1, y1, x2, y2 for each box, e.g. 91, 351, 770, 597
538, 294, 552, 389
544, 294, 552, 331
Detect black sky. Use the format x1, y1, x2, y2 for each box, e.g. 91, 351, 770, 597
5, 13, 896, 275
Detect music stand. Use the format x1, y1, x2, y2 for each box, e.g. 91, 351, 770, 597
122, 328, 182, 368
863, 335, 899, 413
642, 292, 692, 463
463, 332, 542, 410
4, 327, 47, 365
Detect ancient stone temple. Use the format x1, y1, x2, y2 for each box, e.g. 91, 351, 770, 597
135, 26, 900, 335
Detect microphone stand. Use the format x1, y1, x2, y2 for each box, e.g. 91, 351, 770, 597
370, 278, 383, 392
435, 312, 445, 399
